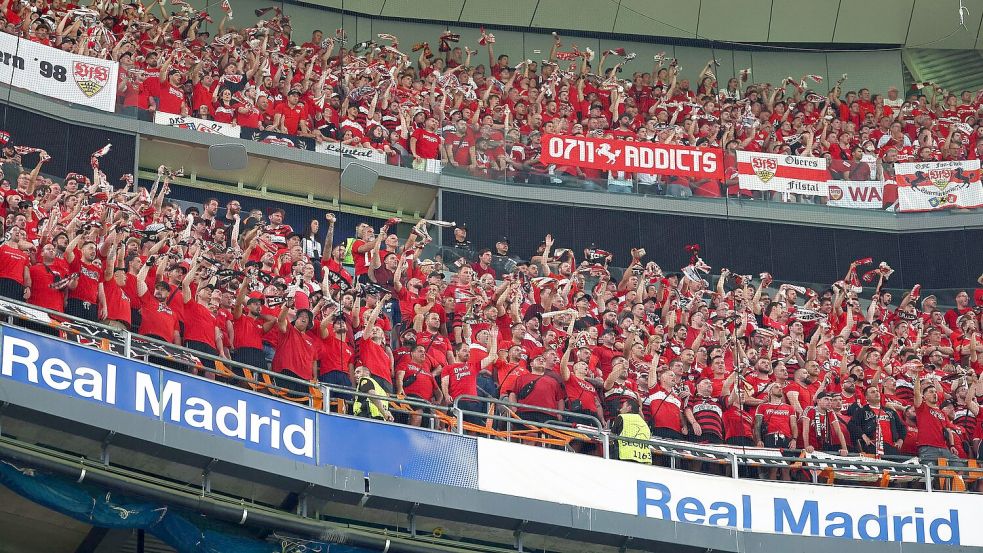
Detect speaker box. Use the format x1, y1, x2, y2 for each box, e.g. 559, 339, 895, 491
208, 144, 249, 171
340, 162, 379, 195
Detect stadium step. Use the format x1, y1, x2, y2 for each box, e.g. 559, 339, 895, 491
903, 48, 983, 95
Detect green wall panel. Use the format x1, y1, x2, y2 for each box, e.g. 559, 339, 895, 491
529, 0, 617, 33
833, 0, 914, 44
908, 0, 983, 49
613, 0, 698, 38
697, 0, 772, 42
459, 0, 539, 28
768, 0, 839, 43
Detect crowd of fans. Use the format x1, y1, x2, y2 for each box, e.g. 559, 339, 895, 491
3, 2, 983, 484
0, 142, 982, 484
7, 1, 983, 196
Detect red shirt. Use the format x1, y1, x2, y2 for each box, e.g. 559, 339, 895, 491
138, 292, 178, 342
156, 77, 186, 114
397, 357, 436, 400
183, 300, 218, 348
564, 374, 599, 412
232, 312, 265, 349
0, 244, 29, 284
318, 333, 355, 376
412, 127, 441, 159
28, 262, 68, 312
68, 252, 101, 303
644, 387, 683, 431
272, 325, 318, 381
916, 401, 950, 449
755, 402, 795, 436
359, 339, 392, 384
442, 362, 477, 400
103, 278, 132, 325
276, 101, 309, 135
513, 371, 564, 416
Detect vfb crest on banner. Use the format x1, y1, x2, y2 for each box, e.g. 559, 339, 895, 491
73, 61, 111, 98
751, 156, 777, 182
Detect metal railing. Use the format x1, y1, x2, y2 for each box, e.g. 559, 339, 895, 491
0, 296, 978, 494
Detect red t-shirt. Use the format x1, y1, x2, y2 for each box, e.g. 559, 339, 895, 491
412, 127, 441, 159
276, 101, 310, 135
442, 362, 477, 400
138, 292, 178, 342
183, 300, 218, 348
513, 371, 564, 416
103, 278, 132, 325
28, 262, 68, 312
755, 403, 795, 436
916, 401, 949, 449
232, 312, 265, 349
645, 387, 683, 431
359, 339, 392, 384
397, 357, 436, 400
318, 333, 355, 376
272, 325, 318, 381
564, 374, 599, 412
68, 252, 101, 303
156, 77, 187, 114
0, 244, 30, 284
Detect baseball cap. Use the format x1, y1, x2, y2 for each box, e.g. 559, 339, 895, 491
246, 292, 264, 304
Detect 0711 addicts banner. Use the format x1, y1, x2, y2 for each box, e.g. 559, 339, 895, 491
540, 134, 724, 179
0, 31, 119, 112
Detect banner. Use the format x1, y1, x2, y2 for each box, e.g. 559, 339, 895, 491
153, 113, 241, 137
0, 31, 118, 112
477, 439, 979, 546
0, 326, 315, 463
827, 180, 886, 209
540, 134, 723, 179
315, 141, 387, 164
895, 159, 983, 212
736, 151, 829, 196
240, 129, 316, 151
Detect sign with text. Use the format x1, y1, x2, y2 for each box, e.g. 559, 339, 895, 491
737, 151, 830, 196
477, 439, 978, 546
540, 134, 723, 179
895, 159, 983, 212
153, 113, 241, 137
315, 141, 387, 164
0, 31, 119, 111
827, 180, 886, 209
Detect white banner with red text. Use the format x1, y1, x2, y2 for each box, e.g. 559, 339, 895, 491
476, 438, 978, 546
736, 151, 830, 196
826, 180, 887, 209
0, 31, 119, 112
315, 141, 388, 165
894, 159, 983, 212
540, 134, 724, 179
153, 112, 241, 137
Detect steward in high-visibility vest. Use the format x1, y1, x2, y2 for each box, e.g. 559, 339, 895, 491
352, 366, 393, 421
611, 400, 652, 464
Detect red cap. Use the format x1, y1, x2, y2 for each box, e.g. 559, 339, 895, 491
247, 292, 264, 302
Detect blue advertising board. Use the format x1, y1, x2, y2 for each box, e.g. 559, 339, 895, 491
0, 325, 479, 484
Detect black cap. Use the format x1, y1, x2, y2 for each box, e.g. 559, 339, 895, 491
455, 222, 467, 231
496, 236, 509, 245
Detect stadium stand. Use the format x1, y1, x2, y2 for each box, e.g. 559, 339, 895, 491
0, 1, 981, 542
5, 1, 983, 203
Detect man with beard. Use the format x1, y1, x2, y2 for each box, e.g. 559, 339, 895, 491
848, 385, 906, 456
801, 392, 850, 455
232, 275, 273, 370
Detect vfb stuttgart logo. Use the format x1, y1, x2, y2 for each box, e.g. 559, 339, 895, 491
73, 61, 111, 98
751, 156, 777, 183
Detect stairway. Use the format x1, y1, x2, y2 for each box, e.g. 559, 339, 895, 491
903, 48, 983, 95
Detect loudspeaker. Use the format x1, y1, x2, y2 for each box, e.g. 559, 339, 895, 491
208, 144, 249, 170
340, 162, 379, 195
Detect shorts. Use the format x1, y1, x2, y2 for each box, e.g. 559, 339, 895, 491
919, 445, 965, 466
697, 433, 723, 445
517, 410, 557, 425
66, 298, 98, 322
763, 433, 791, 449
184, 340, 218, 369
725, 436, 755, 447
276, 369, 312, 394
232, 347, 266, 370
651, 427, 685, 441
0, 278, 25, 302
319, 371, 354, 401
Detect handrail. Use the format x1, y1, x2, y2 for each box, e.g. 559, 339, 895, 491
0, 298, 317, 400
0, 297, 978, 493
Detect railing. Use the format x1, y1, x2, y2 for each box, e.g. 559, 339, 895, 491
0, 296, 979, 494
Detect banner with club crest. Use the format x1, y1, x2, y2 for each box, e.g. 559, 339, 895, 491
0, 31, 119, 112
895, 159, 983, 212
736, 151, 830, 196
